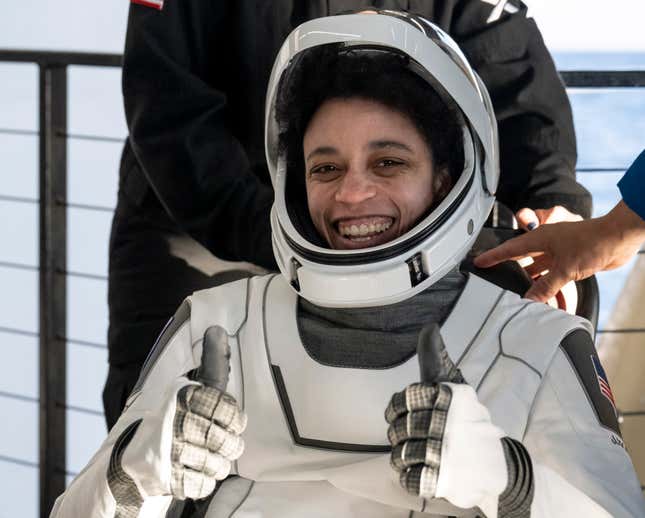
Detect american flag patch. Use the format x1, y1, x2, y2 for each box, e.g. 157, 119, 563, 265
591, 355, 616, 409
131, 0, 164, 10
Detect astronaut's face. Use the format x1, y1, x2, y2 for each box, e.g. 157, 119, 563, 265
303, 97, 445, 250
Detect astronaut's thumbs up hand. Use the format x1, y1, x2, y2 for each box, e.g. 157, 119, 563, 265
170, 326, 247, 500
417, 323, 464, 384
386, 323, 507, 517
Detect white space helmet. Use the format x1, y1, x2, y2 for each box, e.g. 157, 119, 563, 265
265, 11, 499, 308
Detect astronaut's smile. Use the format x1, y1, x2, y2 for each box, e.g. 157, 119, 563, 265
333, 216, 395, 248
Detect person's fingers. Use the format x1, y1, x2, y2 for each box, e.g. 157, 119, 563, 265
175, 443, 231, 478
524, 255, 552, 278
385, 383, 440, 423
172, 468, 218, 500
181, 385, 246, 434
524, 271, 569, 302
474, 232, 545, 268
535, 206, 583, 224
387, 411, 434, 445
390, 440, 427, 471
204, 423, 245, 459
533, 208, 554, 225
515, 207, 539, 230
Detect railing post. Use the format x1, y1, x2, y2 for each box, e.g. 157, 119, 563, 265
39, 63, 67, 517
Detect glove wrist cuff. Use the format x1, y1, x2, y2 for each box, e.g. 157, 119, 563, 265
499, 437, 534, 517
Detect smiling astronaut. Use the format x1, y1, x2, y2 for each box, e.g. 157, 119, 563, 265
51, 12, 644, 518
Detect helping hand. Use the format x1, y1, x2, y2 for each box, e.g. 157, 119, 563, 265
514, 205, 582, 231
475, 201, 645, 302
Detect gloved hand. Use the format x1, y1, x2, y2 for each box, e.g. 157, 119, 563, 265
112, 325, 247, 507
385, 324, 530, 518
170, 325, 247, 499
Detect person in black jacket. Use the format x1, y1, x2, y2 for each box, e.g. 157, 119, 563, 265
105, 0, 591, 429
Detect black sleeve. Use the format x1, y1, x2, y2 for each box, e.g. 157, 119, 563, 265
449, 0, 592, 217
122, 0, 276, 269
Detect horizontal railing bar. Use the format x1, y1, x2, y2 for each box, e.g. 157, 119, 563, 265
65, 337, 107, 349
0, 329, 109, 350
0, 49, 121, 67
562, 70, 645, 87
0, 454, 39, 469
0, 194, 38, 204
62, 132, 124, 144
0, 128, 124, 143
0, 197, 114, 212
54, 467, 79, 477
0, 326, 38, 338
0, 128, 38, 137
576, 167, 626, 173
65, 201, 114, 213
0, 260, 38, 272
0, 390, 38, 404
0, 263, 109, 280
2, 51, 644, 87
63, 403, 104, 417
64, 270, 108, 281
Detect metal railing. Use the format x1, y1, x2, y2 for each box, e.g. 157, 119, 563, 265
0, 49, 644, 517
0, 50, 120, 518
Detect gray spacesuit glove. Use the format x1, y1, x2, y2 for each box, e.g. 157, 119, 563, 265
107, 326, 246, 516
171, 326, 247, 499
385, 324, 533, 518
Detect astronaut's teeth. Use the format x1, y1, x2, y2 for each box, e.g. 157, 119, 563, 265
376, 222, 392, 233
339, 220, 392, 237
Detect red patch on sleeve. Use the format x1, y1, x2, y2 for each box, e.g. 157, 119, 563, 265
131, 0, 164, 10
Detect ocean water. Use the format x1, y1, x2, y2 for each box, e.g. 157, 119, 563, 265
0, 51, 643, 516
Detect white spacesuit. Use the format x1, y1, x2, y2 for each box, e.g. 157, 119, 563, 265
51, 12, 644, 518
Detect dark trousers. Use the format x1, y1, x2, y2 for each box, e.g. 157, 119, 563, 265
104, 187, 259, 429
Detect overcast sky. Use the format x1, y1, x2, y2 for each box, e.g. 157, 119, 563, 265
528, 0, 645, 51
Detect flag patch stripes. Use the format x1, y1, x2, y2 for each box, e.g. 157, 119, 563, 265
591, 354, 616, 408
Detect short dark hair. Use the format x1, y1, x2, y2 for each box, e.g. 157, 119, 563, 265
275, 44, 464, 182
274, 44, 465, 245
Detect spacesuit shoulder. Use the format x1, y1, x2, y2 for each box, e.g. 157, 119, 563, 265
189, 276, 255, 338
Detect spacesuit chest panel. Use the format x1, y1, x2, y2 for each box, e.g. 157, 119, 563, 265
229, 273, 590, 482
235, 274, 414, 481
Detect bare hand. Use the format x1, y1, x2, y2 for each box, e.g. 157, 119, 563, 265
475, 201, 645, 302
515, 205, 582, 230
